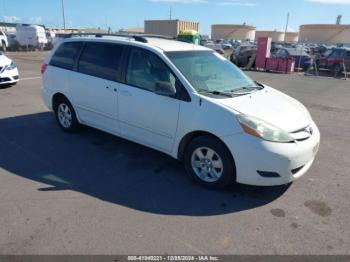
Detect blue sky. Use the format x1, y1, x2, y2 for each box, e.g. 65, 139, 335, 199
2, 0, 350, 34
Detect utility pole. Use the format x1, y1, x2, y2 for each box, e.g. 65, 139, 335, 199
169, 6, 172, 20
284, 12, 290, 42
61, 0, 66, 29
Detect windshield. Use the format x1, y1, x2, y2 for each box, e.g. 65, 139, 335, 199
166, 51, 256, 93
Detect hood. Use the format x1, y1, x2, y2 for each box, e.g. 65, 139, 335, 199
0, 54, 12, 67
214, 86, 311, 132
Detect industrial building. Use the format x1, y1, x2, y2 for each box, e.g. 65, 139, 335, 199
0, 22, 16, 33
49, 28, 107, 34
255, 30, 285, 42
144, 19, 199, 38
211, 24, 256, 41
299, 24, 350, 44
284, 32, 299, 43
119, 27, 144, 34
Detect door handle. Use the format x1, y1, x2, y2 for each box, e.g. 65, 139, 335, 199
120, 90, 132, 96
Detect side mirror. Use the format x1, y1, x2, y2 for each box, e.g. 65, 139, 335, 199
155, 81, 176, 97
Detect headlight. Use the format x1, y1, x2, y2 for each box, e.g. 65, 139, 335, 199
6, 61, 17, 70
236, 114, 294, 143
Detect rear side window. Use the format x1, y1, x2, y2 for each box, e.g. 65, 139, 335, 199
78, 43, 123, 81
50, 42, 83, 70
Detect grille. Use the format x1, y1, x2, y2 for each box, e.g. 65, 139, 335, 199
0, 77, 11, 82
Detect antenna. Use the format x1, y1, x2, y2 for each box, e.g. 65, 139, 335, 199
169, 6, 172, 20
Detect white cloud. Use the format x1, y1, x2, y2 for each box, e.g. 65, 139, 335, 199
148, 0, 207, 3
3, 16, 20, 23
217, 0, 256, 6
29, 16, 43, 24
307, 0, 350, 4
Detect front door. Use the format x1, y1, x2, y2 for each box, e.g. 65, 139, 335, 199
118, 47, 180, 153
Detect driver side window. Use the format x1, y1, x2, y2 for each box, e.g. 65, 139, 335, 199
126, 48, 176, 92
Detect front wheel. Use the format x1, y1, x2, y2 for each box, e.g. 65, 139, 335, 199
54, 98, 79, 132
184, 136, 236, 189
333, 63, 342, 77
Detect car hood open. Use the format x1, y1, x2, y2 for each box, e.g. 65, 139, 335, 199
215, 86, 311, 132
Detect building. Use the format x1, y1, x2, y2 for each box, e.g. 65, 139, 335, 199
144, 19, 199, 38
284, 32, 299, 43
211, 24, 256, 41
255, 31, 285, 42
49, 28, 107, 35
0, 22, 17, 33
299, 24, 350, 44
119, 27, 144, 34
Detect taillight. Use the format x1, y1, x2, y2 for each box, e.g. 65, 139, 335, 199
41, 63, 48, 74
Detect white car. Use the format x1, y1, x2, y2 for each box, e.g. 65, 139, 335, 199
0, 31, 8, 52
41, 35, 320, 188
0, 52, 19, 85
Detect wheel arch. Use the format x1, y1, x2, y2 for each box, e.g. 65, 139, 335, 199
52, 92, 69, 111
177, 130, 234, 163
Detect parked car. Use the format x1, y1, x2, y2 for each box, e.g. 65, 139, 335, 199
0, 52, 19, 85
231, 46, 257, 68
0, 31, 8, 52
5, 33, 19, 51
204, 43, 231, 60
16, 24, 48, 50
273, 48, 312, 71
42, 36, 320, 188
45, 30, 56, 50
316, 48, 350, 76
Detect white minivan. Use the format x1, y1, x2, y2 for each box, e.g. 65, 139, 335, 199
42, 35, 320, 188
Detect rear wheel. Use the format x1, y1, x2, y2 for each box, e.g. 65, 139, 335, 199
54, 97, 79, 132
184, 136, 236, 189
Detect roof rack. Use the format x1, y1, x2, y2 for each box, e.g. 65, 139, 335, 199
65, 33, 176, 43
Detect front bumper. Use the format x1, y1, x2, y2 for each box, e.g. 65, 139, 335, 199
0, 67, 19, 85
222, 121, 320, 186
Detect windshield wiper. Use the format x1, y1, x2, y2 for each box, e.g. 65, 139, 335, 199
198, 90, 234, 97
231, 84, 263, 94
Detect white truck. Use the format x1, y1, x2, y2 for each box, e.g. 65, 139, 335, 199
15, 24, 48, 50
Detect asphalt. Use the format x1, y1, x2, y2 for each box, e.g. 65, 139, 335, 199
0, 52, 349, 255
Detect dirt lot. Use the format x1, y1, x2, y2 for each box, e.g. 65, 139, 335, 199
0, 52, 349, 255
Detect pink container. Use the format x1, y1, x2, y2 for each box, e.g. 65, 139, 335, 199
256, 37, 271, 70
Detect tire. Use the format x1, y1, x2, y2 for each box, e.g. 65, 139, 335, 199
0, 41, 6, 52
333, 64, 342, 78
184, 135, 236, 189
54, 97, 79, 132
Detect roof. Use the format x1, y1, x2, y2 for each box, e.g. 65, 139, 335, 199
300, 24, 350, 29
145, 19, 199, 24
67, 35, 210, 52
212, 24, 256, 30
145, 38, 208, 52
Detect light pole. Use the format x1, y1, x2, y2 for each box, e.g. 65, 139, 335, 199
61, 0, 66, 29
284, 12, 290, 42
